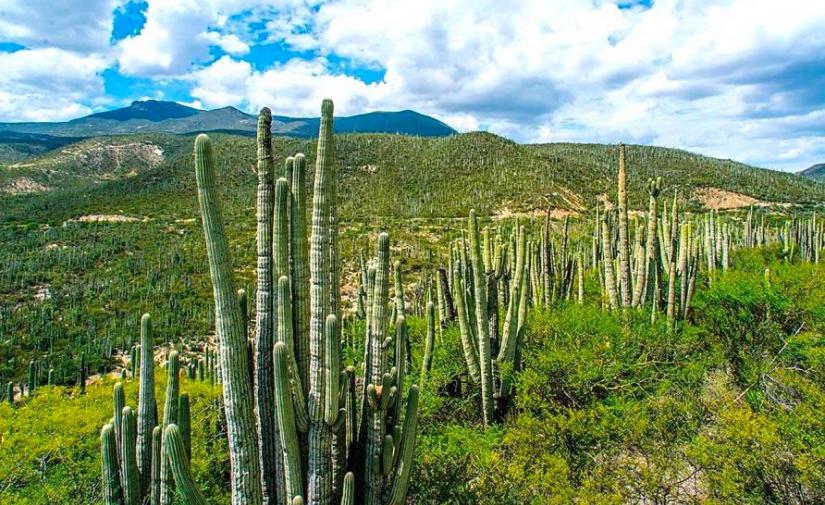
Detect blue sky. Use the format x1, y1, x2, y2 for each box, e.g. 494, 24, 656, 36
0, 0, 823, 172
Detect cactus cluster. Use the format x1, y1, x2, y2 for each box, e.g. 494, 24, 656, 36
100, 314, 195, 505
148, 99, 421, 505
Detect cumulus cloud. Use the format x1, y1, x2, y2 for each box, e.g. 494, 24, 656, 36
0, 0, 119, 52
0, 48, 108, 121
1, 0, 824, 170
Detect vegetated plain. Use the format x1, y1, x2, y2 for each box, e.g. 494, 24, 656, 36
0, 110, 823, 504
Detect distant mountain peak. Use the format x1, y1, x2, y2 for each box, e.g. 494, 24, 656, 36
0, 101, 457, 138
86, 100, 201, 123
799, 163, 825, 181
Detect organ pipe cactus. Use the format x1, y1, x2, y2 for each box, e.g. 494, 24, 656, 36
101, 423, 123, 505
180, 100, 420, 505
254, 107, 281, 505
468, 210, 494, 426
195, 132, 263, 505
617, 143, 632, 307
163, 425, 207, 505
137, 313, 156, 495
121, 406, 141, 505
160, 351, 180, 505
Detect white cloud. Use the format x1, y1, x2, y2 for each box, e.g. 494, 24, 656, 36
0, 48, 108, 121
0, 0, 119, 52
1, 0, 825, 170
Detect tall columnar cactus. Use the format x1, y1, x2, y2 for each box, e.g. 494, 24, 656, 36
601, 207, 619, 311
194, 133, 263, 505
113, 382, 125, 468
421, 301, 435, 380
160, 351, 180, 505
253, 107, 281, 505
151, 426, 161, 505
137, 313, 156, 495
291, 152, 310, 392
468, 210, 494, 426
163, 425, 207, 505
634, 178, 661, 308
307, 98, 338, 505
617, 143, 632, 307
27, 360, 35, 396
6, 381, 12, 405
101, 424, 123, 505
121, 406, 141, 505
179, 100, 420, 505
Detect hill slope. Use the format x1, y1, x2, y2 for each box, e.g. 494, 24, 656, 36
0, 100, 457, 138
2, 131, 823, 221
800, 163, 825, 181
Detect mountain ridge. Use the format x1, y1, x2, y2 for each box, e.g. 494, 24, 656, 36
799, 163, 825, 181
0, 100, 457, 138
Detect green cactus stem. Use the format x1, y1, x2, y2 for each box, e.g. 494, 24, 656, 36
163, 424, 207, 505
137, 313, 156, 495
195, 133, 263, 505
121, 407, 141, 505
101, 423, 123, 505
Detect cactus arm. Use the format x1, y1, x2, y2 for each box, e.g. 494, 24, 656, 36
324, 314, 341, 426
274, 341, 305, 502
163, 424, 207, 505
160, 351, 180, 505
291, 153, 311, 392
121, 407, 141, 505
151, 426, 161, 505
453, 268, 480, 383
101, 424, 124, 505
468, 210, 493, 426
383, 385, 419, 505
278, 275, 309, 433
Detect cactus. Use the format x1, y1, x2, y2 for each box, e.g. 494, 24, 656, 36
468, 210, 494, 426
6, 381, 12, 405
137, 313, 156, 495
178, 393, 191, 462
195, 132, 263, 505
617, 143, 632, 307
163, 424, 207, 505
113, 382, 125, 468
178, 100, 419, 505
27, 360, 35, 396
151, 426, 161, 505
159, 351, 180, 505
421, 301, 435, 380
253, 107, 281, 505
101, 423, 123, 505
121, 407, 141, 505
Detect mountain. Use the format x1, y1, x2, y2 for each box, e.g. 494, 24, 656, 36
799, 163, 825, 181
0, 100, 457, 138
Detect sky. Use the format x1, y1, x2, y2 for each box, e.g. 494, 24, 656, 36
0, 0, 823, 172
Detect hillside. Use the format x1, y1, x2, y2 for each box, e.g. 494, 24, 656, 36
2, 131, 824, 220
0, 100, 457, 138
800, 163, 825, 181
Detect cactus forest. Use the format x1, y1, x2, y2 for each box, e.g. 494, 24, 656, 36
1, 95, 823, 504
